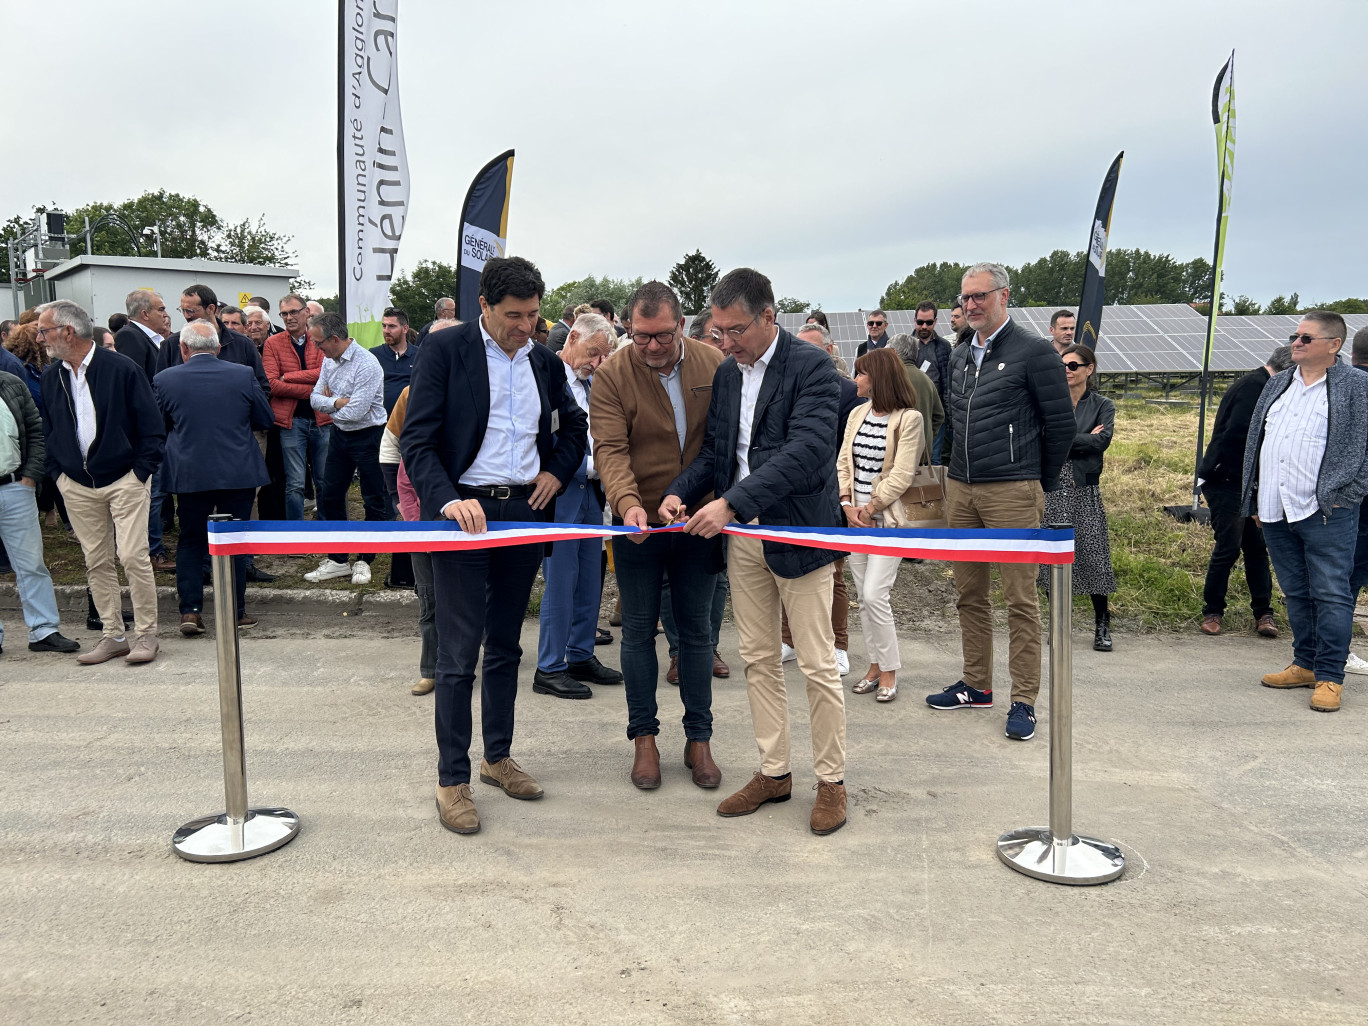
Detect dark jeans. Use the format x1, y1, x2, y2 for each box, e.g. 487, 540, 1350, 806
319, 424, 388, 565
432, 494, 543, 786
1350, 502, 1368, 601
1202, 481, 1273, 618
1262, 505, 1359, 685
148, 466, 167, 557
614, 529, 716, 742
661, 567, 727, 656
175, 489, 255, 617
412, 550, 437, 679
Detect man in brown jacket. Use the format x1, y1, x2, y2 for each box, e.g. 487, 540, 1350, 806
590, 282, 725, 791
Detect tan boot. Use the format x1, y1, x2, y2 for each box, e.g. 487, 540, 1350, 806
1260, 663, 1315, 688
478, 756, 544, 799
683, 740, 721, 789
631, 735, 661, 790
717, 771, 792, 817
125, 635, 159, 664
1310, 680, 1343, 712
810, 781, 848, 835
76, 636, 131, 665
436, 783, 479, 834
411, 677, 435, 696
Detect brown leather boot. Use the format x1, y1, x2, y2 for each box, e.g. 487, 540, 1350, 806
683, 740, 721, 789
1261, 663, 1316, 689
717, 771, 792, 817
810, 781, 847, 835
1310, 680, 1343, 712
631, 735, 661, 789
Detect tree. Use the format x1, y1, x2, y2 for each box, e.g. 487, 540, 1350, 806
1009, 249, 1085, 307
540, 275, 644, 323
1304, 297, 1368, 315
388, 259, 458, 328
213, 215, 296, 266
668, 250, 720, 315
1263, 293, 1300, 315
881, 261, 967, 309
775, 296, 809, 313
1227, 295, 1260, 315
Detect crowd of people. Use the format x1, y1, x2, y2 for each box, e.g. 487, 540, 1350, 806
2, 257, 1364, 835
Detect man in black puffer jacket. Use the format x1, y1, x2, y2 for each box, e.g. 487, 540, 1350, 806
925, 262, 1073, 742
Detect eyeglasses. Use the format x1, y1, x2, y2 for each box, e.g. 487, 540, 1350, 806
35, 325, 67, 339
281, 307, 306, 317
866, 320, 885, 328
630, 329, 677, 347
1062, 361, 1087, 371
957, 287, 1007, 307
915, 318, 935, 326
709, 312, 760, 342
1289, 333, 1339, 344
178, 307, 205, 319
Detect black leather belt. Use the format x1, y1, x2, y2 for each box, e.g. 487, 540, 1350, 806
458, 484, 531, 500
0, 472, 20, 487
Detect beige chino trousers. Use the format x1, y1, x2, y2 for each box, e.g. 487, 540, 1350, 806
58, 470, 158, 640
729, 532, 846, 782
946, 478, 1045, 703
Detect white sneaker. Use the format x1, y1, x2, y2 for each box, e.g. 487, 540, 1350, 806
304, 558, 352, 582
781, 643, 797, 663
835, 648, 850, 676
1345, 652, 1368, 675
351, 561, 372, 585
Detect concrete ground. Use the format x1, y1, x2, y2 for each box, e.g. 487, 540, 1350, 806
1, 608, 1366, 1025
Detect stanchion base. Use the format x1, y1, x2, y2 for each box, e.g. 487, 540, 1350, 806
172, 807, 300, 863
996, 827, 1125, 885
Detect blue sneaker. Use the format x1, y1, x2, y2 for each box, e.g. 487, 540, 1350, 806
926, 680, 993, 710
1005, 701, 1036, 740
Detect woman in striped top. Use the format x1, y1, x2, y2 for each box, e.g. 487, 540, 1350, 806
835, 348, 925, 703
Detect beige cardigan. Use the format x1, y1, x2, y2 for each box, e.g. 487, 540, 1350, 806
836, 405, 926, 528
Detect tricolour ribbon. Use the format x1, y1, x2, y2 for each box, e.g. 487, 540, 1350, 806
207, 520, 1073, 565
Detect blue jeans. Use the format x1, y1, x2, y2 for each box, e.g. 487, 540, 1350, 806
280, 417, 330, 521
661, 566, 726, 657
0, 481, 61, 646
537, 490, 604, 673
1262, 505, 1359, 685
147, 466, 165, 556
931, 421, 948, 465
613, 529, 716, 741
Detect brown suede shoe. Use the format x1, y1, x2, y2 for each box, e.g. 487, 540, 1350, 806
478, 756, 544, 799
1310, 680, 1343, 712
1261, 663, 1316, 688
631, 735, 661, 790
666, 655, 679, 685
717, 771, 792, 817
150, 554, 176, 573
810, 781, 847, 835
712, 649, 730, 678
179, 613, 205, 636
412, 677, 435, 696
436, 783, 479, 834
1255, 614, 1279, 638
683, 740, 721, 789
1200, 614, 1222, 636
125, 635, 159, 664
76, 636, 131, 665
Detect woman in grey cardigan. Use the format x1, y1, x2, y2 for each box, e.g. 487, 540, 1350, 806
1039, 345, 1117, 651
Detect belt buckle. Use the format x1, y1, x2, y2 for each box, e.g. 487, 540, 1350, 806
491, 485, 511, 500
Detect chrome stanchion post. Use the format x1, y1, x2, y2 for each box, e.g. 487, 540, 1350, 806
172, 515, 299, 862
997, 526, 1124, 885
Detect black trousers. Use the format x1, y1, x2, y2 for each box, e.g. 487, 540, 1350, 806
1202, 481, 1273, 618
432, 494, 543, 786
380, 462, 414, 587
176, 488, 255, 617
319, 424, 388, 565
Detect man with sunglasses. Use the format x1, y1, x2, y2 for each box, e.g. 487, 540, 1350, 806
1242, 312, 1368, 714
856, 309, 890, 358
925, 262, 1073, 742
912, 301, 952, 462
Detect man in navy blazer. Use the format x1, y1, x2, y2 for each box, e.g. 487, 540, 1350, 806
402, 256, 587, 836
662, 267, 849, 836
154, 320, 273, 635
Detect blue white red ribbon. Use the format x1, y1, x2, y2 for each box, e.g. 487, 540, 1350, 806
207, 520, 1073, 565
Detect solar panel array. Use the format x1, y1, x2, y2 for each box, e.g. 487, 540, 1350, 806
773, 306, 1368, 374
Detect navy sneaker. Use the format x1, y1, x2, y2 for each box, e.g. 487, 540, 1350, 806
1005, 701, 1036, 740
926, 680, 993, 710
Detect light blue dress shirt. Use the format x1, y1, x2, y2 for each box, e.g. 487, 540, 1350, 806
458, 319, 542, 487
311, 340, 387, 430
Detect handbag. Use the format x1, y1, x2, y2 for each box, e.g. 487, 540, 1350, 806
887, 422, 947, 528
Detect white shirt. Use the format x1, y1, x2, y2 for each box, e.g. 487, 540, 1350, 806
133, 319, 164, 349
65, 344, 98, 460
1258, 368, 1329, 524
0, 390, 20, 475
735, 329, 779, 484
458, 318, 541, 487
562, 358, 597, 480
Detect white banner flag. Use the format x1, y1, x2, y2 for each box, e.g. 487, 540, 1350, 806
339, 0, 408, 348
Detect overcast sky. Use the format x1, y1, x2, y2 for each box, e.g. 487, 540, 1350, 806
6, 0, 1364, 310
